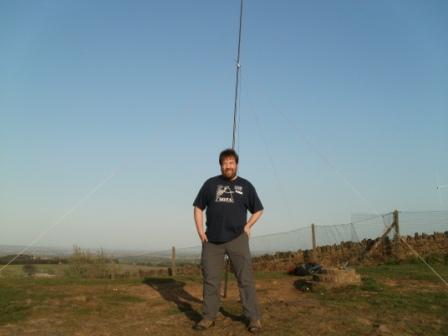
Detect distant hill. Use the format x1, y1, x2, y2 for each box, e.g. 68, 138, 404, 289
0, 245, 72, 258
0, 244, 158, 260
0, 254, 69, 265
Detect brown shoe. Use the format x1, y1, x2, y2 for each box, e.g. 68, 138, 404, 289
193, 319, 215, 331
248, 320, 262, 333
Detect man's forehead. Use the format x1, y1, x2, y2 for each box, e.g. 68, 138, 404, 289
222, 156, 237, 163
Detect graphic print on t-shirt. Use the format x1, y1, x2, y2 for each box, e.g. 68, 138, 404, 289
234, 185, 243, 195
215, 185, 244, 203
215, 185, 235, 203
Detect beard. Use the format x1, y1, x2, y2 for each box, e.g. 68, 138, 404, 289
222, 168, 237, 180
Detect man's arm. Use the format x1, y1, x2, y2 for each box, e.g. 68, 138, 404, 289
244, 210, 263, 237
194, 206, 208, 242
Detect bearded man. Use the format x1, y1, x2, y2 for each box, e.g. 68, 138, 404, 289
193, 148, 263, 333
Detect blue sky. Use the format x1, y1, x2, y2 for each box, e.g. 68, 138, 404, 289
1, 0, 447, 251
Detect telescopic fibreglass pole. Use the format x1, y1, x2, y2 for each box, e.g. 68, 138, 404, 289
224, 0, 244, 299
231, 0, 243, 151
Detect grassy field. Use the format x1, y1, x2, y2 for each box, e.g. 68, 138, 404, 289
0, 262, 447, 335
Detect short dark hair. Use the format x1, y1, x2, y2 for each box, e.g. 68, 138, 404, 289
219, 148, 239, 165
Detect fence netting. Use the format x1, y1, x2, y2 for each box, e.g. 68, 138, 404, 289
119, 210, 448, 264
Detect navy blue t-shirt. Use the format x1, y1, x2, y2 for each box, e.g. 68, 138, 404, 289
193, 175, 264, 243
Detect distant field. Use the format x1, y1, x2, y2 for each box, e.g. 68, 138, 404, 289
0, 262, 447, 335
0, 263, 166, 279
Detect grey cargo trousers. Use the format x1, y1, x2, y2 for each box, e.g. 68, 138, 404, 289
201, 232, 260, 321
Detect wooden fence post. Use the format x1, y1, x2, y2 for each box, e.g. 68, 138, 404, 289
171, 246, 176, 277
393, 210, 400, 257
311, 223, 316, 251
393, 210, 400, 236
363, 210, 400, 260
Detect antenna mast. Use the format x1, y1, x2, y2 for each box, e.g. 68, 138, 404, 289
232, 0, 244, 150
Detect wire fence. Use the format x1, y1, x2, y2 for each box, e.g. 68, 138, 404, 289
118, 210, 448, 264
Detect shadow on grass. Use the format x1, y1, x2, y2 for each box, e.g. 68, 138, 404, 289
143, 277, 203, 322
142, 277, 245, 326
219, 306, 247, 323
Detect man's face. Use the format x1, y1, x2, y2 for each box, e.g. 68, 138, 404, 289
220, 156, 238, 180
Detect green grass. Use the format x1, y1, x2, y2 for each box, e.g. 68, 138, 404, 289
312, 263, 448, 335
0, 286, 31, 325
0, 277, 149, 326
312, 286, 448, 335
0, 264, 28, 278
0, 274, 147, 326
98, 291, 146, 304
0, 278, 68, 325
317, 281, 448, 311
356, 263, 448, 282
359, 277, 384, 292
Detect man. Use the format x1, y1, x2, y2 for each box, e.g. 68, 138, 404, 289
192, 148, 263, 333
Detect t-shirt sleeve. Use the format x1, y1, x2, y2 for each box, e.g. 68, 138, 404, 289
193, 182, 209, 210
247, 183, 264, 214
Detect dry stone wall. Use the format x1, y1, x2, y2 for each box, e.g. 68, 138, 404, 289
251, 231, 448, 272
138, 232, 448, 277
